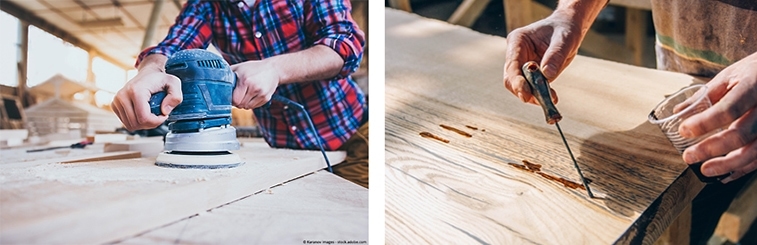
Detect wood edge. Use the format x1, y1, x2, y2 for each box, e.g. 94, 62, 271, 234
613, 169, 705, 245
60, 151, 142, 164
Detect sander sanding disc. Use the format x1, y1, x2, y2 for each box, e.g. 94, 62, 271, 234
155, 152, 244, 169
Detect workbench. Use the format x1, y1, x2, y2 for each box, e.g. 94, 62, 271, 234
0, 138, 368, 244
385, 9, 707, 244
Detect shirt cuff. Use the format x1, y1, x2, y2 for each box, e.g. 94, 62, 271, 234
134, 46, 180, 68
314, 32, 364, 79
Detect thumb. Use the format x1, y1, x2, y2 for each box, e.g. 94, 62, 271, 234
162, 75, 183, 115
539, 37, 571, 81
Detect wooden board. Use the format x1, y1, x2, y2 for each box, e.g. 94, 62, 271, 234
122, 171, 368, 244
385, 9, 705, 244
103, 137, 165, 157
713, 174, 757, 243
0, 141, 345, 244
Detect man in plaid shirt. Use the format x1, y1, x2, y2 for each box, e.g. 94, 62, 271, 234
112, 0, 368, 186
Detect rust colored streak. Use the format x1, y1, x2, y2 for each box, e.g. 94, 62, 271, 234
522, 160, 542, 172
419, 132, 450, 143
536, 172, 585, 190
465, 125, 479, 130
508, 162, 535, 173
439, 124, 473, 138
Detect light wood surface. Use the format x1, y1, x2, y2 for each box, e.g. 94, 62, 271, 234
385, 9, 706, 244
122, 171, 368, 244
0, 141, 345, 244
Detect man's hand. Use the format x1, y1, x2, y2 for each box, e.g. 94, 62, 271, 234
503, 1, 606, 105
230, 60, 282, 109
680, 52, 757, 183
112, 55, 182, 131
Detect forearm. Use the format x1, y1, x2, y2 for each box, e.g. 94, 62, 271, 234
554, 0, 608, 36
269, 45, 345, 85
137, 54, 168, 73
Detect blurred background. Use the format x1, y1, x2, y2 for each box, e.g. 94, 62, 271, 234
385, 0, 656, 68
0, 0, 368, 141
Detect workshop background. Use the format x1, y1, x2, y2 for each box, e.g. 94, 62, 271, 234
0, 0, 368, 139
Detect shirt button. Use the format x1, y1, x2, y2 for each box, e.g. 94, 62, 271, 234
283, 105, 289, 110
290, 126, 297, 131
255, 32, 262, 38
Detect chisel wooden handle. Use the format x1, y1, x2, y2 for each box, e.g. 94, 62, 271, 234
522, 61, 562, 124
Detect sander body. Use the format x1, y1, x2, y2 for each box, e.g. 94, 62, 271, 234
149, 49, 243, 169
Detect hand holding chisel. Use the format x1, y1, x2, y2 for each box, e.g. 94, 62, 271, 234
521, 61, 594, 198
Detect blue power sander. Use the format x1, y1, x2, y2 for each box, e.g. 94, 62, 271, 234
148, 49, 243, 169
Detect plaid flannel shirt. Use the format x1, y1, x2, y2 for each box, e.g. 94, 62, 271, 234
137, 0, 366, 150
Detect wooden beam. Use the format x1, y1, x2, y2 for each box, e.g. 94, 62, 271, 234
625, 8, 649, 66
448, 0, 493, 27
0, 1, 131, 69
141, 0, 164, 50
16, 20, 28, 107
503, 0, 533, 33
387, 0, 412, 12
713, 174, 757, 243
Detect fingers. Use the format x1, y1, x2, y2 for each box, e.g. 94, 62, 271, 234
131, 87, 166, 129
504, 38, 534, 104
720, 158, 757, 184
700, 137, 757, 178
680, 81, 757, 138
232, 77, 272, 109
162, 75, 183, 115
683, 108, 757, 164
540, 34, 571, 81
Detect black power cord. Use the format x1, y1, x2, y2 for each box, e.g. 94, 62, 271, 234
270, 95, 333, 173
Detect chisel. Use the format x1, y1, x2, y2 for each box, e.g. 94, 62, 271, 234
521, 61, 594, 198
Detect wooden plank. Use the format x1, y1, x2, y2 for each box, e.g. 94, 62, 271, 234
713, 174, 757, 243
122, 171, 368, 244
0, 142, 345, 244
448, 0, 493, 27
625, 8, 649, 66
103, 137, 165, 157
385, 9, 705, 244
0, 150, 141, 169
387, 0, 412, 12
503, 0, 532, 32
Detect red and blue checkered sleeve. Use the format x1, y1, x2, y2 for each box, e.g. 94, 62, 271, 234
134, 0, 213, 68
305, 0, 366, 79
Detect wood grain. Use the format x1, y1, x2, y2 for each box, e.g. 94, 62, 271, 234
385, 9, 705, 244
121, 171, 368, 244
0, 141, 345, 244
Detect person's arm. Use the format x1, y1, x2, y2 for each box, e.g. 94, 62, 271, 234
679, 51, 757, 183
230, 0, 365, 109
503, 0, 608, 104
112, 0, 212, 131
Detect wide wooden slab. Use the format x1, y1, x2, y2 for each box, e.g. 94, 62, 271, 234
122, 171, 368, 244
0, 141, 345, 244
385, 9, 705, 244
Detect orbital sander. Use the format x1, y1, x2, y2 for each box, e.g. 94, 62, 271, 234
148, 49, 243, 169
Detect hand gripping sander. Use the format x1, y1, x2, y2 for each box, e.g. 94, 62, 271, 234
148, 49, 243, 169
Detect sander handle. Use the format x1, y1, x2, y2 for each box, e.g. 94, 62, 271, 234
149, 91, 168, 116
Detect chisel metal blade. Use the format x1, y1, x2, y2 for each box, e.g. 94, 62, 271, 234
555, 122, 593, 198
